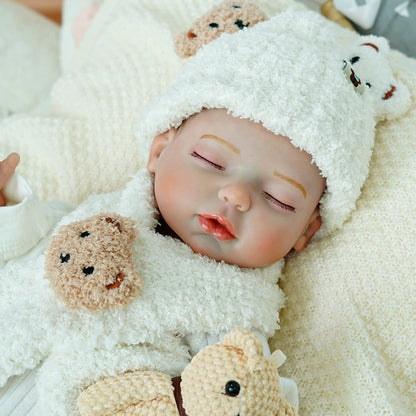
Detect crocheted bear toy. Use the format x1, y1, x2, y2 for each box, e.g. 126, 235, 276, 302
174, 0, 267, 58
45, 213, 142, 311
77, 327, 297, 416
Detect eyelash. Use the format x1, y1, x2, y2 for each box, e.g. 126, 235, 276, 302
263, 192, 296, 213
190, 151, 225, 170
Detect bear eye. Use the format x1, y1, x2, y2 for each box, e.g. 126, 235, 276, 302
60, 253, 70, 263
83, 266, 95, 276
224, 380, 240, 397
232, 5, 242, 8
209, 22, 219, 28
80, 231, 90, 238
350, 56, 360, 65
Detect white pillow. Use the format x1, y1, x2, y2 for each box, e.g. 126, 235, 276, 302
0, 0, 60, 118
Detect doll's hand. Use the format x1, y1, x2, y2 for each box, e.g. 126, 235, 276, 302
0, 153, 20, 206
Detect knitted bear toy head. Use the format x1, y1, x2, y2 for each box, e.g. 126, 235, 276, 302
174, 0, 267, 58
181, 327, 296, 416
45, 213, 141, 311
77, 328, 296, 416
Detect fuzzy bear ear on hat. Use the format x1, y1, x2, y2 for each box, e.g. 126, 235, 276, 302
343, 35, 411, 122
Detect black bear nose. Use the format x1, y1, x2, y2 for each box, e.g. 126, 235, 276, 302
83, 266, 95, 276
234, 19, 248, 29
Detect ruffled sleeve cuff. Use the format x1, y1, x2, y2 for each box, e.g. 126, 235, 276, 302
0, 173, 52, 262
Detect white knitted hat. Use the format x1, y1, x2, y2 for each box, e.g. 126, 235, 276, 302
135, 8, 410, 237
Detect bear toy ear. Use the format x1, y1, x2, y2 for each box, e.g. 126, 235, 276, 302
99, 214, 137, 241
344, 35, 411, 122
174, 0, 268, 58
222, 327, 265, 371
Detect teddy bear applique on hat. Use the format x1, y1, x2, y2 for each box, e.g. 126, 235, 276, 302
174, 0, 268, 58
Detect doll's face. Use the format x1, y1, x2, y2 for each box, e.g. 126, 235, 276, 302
147, 109, 325, 268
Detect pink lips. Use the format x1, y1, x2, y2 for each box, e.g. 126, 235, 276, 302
198, 214, 236, 241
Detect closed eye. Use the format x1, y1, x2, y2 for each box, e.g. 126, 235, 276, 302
190, 151, 224, 170
263, 192, 296, 213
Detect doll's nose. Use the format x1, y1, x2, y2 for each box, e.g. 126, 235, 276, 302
218, 183, 251, 212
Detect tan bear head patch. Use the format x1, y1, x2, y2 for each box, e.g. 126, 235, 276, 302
175, 0, 268, 58
45, 213, 141, 311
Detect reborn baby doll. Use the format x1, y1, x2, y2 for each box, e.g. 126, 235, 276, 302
0, 4, 410, 416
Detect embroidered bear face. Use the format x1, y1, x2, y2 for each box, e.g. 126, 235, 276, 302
45, 213, 141, 311
174, 0, 267, 58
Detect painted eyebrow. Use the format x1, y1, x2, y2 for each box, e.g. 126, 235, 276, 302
273, 170, 307, 199
200, 134, 240, 154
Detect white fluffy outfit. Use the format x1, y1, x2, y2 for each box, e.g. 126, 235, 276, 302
0, 169, 285, 416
